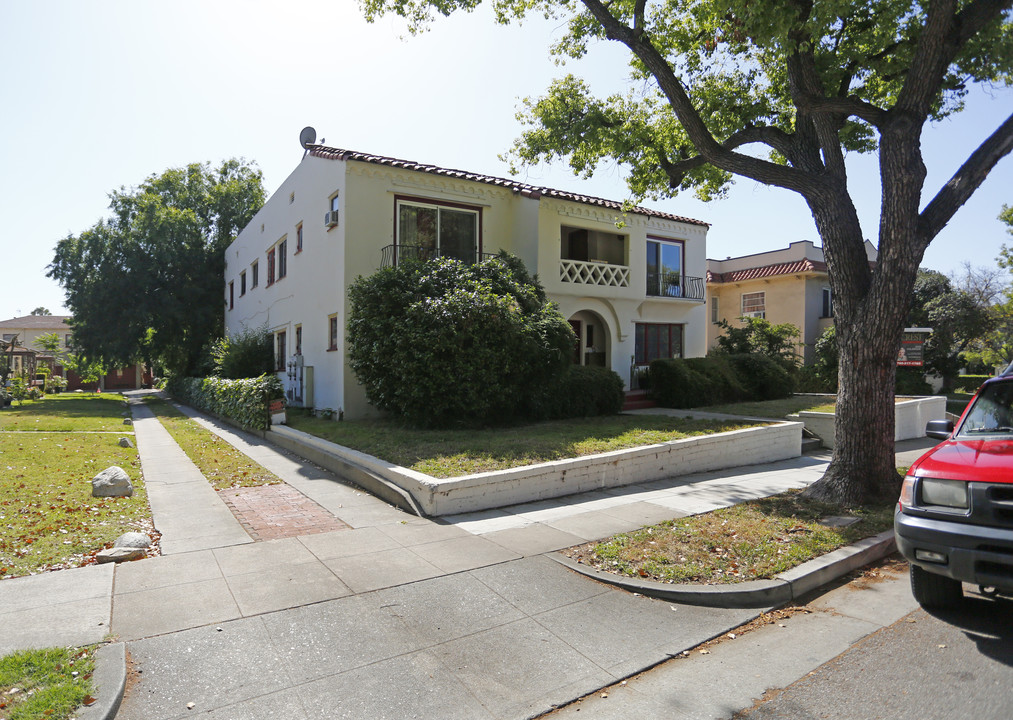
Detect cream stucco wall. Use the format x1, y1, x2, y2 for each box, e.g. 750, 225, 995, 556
227, 154, 709, 420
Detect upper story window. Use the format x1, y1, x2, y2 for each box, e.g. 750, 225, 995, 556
296, 223, 303, 253
560, 226, 626, 265
277, 239, 288, 280
228, 281, 234, 310
396, 196, 480, 264
64, 334, 72, 348
711, 296, 719, 324
821, 287, 833, 318
267, 248, 276, 285
646, 236, 684, 297
251, 260, 259, 288
240, 270, 247, 296
741, 291, 765, 318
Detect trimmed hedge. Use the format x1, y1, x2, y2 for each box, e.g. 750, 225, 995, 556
954, 375, 991, 394
527, 365, 624, 420
166, 374, 283, 430
649, 353, 792, 408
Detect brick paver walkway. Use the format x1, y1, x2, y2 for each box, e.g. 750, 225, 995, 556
219, 483, 350, 540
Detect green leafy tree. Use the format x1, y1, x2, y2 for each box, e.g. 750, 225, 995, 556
211, 325, 274, 379
362, 0, 1013, 504
30, 307, 52, 316
711, 317, 801, 372
48, 159, 265, 377
906, 269, 996, 388
347, 252, 574, 427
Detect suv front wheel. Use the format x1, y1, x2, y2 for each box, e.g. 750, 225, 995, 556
910, 564, 963, 609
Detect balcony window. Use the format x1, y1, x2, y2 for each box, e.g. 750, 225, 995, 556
396, 197, 480, 264
559, 225, 629, 287
646, 237, 684, 297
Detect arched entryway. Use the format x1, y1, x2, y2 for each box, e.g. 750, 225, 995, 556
567, 310, 611, 369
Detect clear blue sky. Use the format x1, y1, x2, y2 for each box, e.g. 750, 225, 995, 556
2, 1, 1010, 320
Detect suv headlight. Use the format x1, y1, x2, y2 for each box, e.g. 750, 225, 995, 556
919, 478, 969, 510
899, 475, 916, 510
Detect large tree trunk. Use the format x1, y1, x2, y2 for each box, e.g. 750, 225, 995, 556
801, 186, 917, 506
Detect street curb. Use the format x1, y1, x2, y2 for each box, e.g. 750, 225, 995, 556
77, 642, 126, 720
552, 530, 897, 608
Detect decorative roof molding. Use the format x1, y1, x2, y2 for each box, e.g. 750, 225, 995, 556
707, 259, 829, 284
309, 145, 709, 227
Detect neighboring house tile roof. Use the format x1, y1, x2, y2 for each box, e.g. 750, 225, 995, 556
0, 315, 72, 330
308, 145, 710, 228
707, 259, 828, 284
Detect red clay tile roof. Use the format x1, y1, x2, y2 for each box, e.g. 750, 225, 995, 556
707, 259, 828, 283
0, 315, 72, 329
308, 145, 709, 227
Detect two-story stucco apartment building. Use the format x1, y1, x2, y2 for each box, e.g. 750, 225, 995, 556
225, 145, 710, 419
706, 240, 878, 363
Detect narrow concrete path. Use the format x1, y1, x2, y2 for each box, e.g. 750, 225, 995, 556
130, 401, 253, 554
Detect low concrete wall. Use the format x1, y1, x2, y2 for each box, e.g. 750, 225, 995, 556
268, 421, 803, 517
794, 396, 947, 450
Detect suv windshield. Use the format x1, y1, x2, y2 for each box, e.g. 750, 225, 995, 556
959, 380, 1013, 436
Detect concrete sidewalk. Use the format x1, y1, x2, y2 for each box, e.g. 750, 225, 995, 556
0, 396, 934, 719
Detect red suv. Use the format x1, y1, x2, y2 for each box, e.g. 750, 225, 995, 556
895, 374, 1013, 609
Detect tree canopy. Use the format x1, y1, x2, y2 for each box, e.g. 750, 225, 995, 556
363, 0, 1013, 504
48, 160, 265, 377
30, 307, 52, 316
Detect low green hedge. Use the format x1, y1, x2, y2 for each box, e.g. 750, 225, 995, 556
166, 374, 284, 430
528, 365, 624, 420
954, 375, 991, 393
649, 354, 792, 409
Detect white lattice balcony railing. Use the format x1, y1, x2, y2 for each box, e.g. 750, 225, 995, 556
559, 259, 630, 287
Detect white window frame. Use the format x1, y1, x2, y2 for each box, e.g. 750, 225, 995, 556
741, 292, 765, 318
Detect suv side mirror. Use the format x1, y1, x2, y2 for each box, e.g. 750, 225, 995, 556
926, 419, 955, 440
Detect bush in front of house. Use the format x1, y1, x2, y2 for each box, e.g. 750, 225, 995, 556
649, 353, 792, 408
167, 374, 283, 430
348, 252, 575, 427
724, 353, 795, 400
211, 325, 274, 379
648, 355, 744, 408
527, 365, 625, 420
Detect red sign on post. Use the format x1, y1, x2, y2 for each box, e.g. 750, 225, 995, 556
898, 329, 931, 367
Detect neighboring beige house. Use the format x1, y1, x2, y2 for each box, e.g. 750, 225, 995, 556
225, 143, 711, 419
706, 240, 878, 363
0, 315, 149, 390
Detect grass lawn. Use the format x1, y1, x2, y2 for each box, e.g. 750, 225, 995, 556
0, 393, 131, 432
286, 414, 761, 478
0, 646, 95, 720
0, 433, 148, 578
1, 394, 151, 578
144, 398, 280, 491
695, 396, 834, 418
563, 489, 895, 585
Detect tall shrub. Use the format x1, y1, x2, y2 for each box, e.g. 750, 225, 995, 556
347, 252, 574, 427
211, 325, 274, 379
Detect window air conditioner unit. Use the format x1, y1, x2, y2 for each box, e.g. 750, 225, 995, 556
325, 210, 339, 227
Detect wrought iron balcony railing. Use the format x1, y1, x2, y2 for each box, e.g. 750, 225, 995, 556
645, 273, 706, 300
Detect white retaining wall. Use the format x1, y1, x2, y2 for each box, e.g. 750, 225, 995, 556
270, 421, 803, 516
796, 396, 947, 450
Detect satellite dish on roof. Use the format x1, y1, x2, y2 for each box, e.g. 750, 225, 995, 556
299, 127, 317, 150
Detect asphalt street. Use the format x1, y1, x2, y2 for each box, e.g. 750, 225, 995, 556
544, 558, 1013, 720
